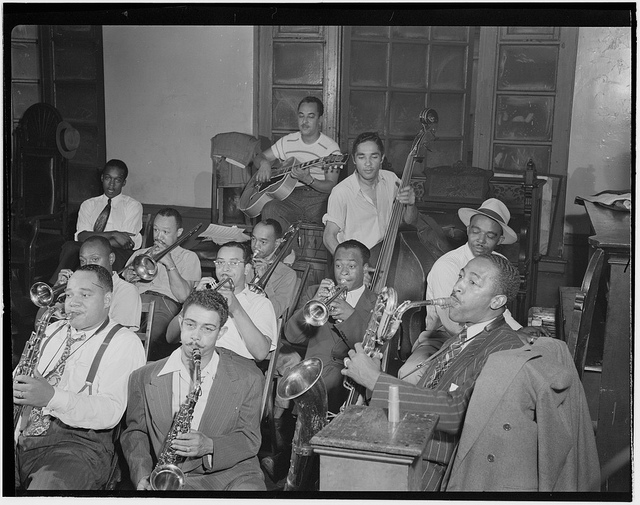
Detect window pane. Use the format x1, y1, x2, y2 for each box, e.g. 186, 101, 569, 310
352, 26, 389, 38
428, 93, 464, 137
425, 139, 463, 168
12, 82, 40, 119
12, 25, 38, 39
505, 27, 556, 37
432, 26, 468, 41
430, 45, 466, 90
495, 95, 554, 141
276, 26, 321, 35
497, 45, 558, 91
391, 43, 427, 88
391, 26, 429, 39
55, 82, 97, 122
493, 144, 551, 173
350, 42, 388, 86
12, 41, 40, 79
389, 92, 427, 136
273, 42, 324, 85
387, 139, 414, 176
54, 41, 97, 80
348, 90, 385, 135
272, 89, 321, 130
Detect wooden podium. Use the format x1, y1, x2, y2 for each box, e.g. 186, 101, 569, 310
310, 405, 438, 491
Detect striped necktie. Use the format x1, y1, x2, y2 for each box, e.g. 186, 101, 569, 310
23, 327, 86, 436
93, 198, 112, 232
423, 326, 468, 390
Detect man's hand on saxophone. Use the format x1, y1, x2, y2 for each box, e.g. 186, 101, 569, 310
170, 430, 214, 459
13, 368, 55, 407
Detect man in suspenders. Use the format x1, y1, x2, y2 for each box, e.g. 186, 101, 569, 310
14, 264, 145, 490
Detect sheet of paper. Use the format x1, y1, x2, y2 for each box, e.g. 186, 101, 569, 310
198, 223, 250, 244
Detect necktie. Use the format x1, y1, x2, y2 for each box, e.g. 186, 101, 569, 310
93, 198, 112, 232
423, 326, 468, 390
23, 327, 86, 436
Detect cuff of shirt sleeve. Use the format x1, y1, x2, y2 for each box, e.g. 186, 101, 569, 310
203, 453, 213, 471
46, 387, 70, 414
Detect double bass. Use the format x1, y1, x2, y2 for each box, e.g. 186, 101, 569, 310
369, 108, 449, 373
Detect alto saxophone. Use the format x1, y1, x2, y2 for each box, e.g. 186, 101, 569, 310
150, 348, 202, 491
342, 289, 452, 408
13, 305, 67, 430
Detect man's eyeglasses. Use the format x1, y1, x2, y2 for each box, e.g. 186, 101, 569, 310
213, 259, 245, 268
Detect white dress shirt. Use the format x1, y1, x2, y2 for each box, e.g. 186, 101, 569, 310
75, 193, 143, 249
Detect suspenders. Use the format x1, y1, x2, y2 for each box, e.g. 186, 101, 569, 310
78, 323, 123, 395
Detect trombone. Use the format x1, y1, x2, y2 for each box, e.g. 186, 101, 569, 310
302, 280, 349, 326
198, 277, 235, 292
120, 223, 203, 281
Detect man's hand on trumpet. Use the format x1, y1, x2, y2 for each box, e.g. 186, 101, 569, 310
328, 297, 355, 323
313, 279, 336, 301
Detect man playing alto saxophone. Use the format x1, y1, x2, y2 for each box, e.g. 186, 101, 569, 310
121, 289, 266, 491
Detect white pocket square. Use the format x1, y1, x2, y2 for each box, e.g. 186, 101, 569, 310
449, 383, 459, 392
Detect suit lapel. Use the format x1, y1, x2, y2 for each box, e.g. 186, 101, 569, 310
148, 362, 175, 437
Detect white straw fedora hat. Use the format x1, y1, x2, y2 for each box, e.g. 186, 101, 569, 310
56, 121, 80, 159
458, 198, 517, 245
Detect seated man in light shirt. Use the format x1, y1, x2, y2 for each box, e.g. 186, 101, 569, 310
166, 241, 277, 363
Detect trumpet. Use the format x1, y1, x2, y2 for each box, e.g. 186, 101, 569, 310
302, 280, 349, 326
29, 281, 66, 307
198, 277, 235, 292
120, 223, 203, 281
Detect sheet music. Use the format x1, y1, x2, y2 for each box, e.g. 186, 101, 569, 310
198, 223, 250, 244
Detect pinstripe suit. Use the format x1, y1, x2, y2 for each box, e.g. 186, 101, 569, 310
121, 347, 265, 491
370, 318, 524, 491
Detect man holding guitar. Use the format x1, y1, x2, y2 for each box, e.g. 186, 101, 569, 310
323, 131, 418, 264
250, 96, 342, 230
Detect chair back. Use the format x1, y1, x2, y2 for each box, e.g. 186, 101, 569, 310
136, 301, 155, 360
140, 213, 154, 248
565, 248, 605, 379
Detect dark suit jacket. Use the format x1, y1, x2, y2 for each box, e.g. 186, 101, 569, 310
285, 285, 377, 413
121, 347, 265, 491
444, 337, 600, 491
371, 318, 525, 491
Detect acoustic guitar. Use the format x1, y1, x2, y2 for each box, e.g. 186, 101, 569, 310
238, 153, 348, 218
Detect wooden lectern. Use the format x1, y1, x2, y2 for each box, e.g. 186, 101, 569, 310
310, 405, 438, 491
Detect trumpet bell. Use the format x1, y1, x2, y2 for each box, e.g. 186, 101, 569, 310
150, 464, 185, 491
302, 300, 329, 327
29, 281, 65, 308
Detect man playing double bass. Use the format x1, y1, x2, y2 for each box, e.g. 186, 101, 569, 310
322, 131, 417, 265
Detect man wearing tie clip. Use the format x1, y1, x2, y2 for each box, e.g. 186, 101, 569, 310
50, 159, 143, 282
14, 265, 145, 490
341, 254, 525, 491
121, 289, 266, 491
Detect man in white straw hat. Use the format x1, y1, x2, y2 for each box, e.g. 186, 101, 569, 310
399, 197, 544, 384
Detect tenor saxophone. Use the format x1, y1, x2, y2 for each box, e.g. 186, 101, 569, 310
150, 348, 202, 491
13, 305, 66, 430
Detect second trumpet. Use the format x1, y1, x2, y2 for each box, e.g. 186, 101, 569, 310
303, 281, 348, 326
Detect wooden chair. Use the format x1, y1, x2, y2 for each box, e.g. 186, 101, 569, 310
562, 248, 605, 380
10, 103, 69, 294
136, 301, 155, 361
529, 248, 605, 380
